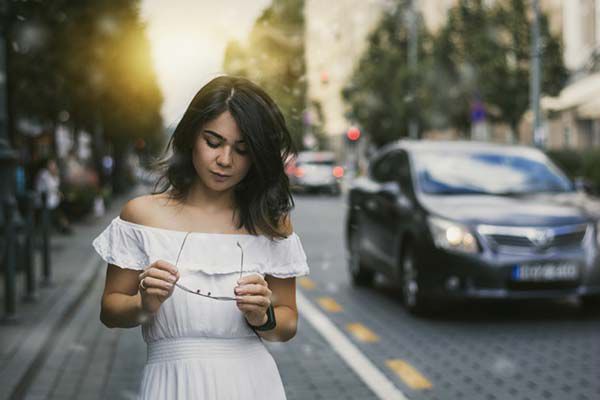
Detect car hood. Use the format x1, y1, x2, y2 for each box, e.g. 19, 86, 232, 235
418, 192, 600, 226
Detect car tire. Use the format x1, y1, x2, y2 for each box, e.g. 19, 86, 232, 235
348, 230, 374, 286
580, 295, 600, 312
400, 241, 432, 315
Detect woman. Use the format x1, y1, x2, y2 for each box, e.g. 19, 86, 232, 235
93, 76, 309, 399
35, 158, 73, 234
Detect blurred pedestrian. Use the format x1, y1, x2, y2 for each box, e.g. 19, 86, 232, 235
93, 76, 310, 399
35, 158, 73, 235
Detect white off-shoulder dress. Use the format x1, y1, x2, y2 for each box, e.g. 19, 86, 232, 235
92, 217, 310, 400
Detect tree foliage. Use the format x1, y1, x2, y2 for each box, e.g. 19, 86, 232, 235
343, 0, 567, 147
487, 0, 567, 136
343, 1, 431, 147
223, 0, 306, 149
7, 0, 164, 164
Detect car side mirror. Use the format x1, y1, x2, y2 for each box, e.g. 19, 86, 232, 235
380, 182, 402, 200
574, 177, 593, 194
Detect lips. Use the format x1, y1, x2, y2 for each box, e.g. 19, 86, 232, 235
210, 170, 231, 178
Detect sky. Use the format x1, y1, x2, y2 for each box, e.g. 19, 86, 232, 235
140, 0, 272, 128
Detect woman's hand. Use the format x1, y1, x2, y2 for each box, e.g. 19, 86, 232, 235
235, 274, 272, 327
138, 260, 180, 315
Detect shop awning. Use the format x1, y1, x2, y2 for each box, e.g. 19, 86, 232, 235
542, 72, 600, 118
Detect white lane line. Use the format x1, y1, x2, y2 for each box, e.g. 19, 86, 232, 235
297, 290, 410, 400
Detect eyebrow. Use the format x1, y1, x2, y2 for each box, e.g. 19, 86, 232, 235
203, 129, 245, 144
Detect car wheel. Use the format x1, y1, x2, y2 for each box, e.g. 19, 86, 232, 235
348, 230, 374, 286
400, 242, 431, 315
580, 295, 600, 312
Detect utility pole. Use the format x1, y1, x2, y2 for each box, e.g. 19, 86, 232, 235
407, 0, 419, 139
530, 0, 543, 147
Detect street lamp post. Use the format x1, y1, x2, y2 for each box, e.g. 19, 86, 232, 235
530, 0, 543, 147
407, 0, 419, 139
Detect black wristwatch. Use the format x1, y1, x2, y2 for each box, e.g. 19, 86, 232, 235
251, 304, 276, 331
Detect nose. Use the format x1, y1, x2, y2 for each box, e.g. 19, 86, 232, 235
216, 146, 233, 168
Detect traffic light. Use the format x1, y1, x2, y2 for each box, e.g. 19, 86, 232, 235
347, 126, 361, 142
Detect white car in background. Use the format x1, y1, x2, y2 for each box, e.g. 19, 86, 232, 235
286, 151, 343, 195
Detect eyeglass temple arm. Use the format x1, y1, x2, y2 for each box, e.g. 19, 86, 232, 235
236, 241, 244, 281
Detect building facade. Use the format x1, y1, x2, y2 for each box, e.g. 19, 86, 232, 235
304, 0, 391, 155
542, 0, 600, 149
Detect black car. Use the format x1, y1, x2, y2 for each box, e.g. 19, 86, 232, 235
346, 140, 600, 314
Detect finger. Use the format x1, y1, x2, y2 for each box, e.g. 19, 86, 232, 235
152, 260, 179, 276
237, 274, 266, 286
146, 268, 177, 283
145, 288, 170, 298
235, 295, 270, 307
143, 276, 174, 292
236, 304, 267, 315
235, 284, 270, 297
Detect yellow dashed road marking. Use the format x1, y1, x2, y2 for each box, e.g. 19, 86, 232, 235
386, 359, 432, 390
317, 297, 343, 312
346, 323, 380, 342
298, 277, 316, 290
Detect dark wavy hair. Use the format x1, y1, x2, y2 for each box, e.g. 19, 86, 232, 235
153, 76, 296, 240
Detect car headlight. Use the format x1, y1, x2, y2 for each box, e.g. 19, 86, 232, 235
428, 216, 479, 254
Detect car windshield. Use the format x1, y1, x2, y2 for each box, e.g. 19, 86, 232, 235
413, 149, 574, 195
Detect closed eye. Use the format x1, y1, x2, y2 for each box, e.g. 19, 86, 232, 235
205, 138, 220, 148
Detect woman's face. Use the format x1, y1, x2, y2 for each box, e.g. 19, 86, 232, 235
191, 111, 251, 193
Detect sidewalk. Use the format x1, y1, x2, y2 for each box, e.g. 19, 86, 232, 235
0, 187, 139, 400
0, 186, 379, 400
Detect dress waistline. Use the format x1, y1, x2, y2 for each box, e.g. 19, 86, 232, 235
147, 336, 265, 364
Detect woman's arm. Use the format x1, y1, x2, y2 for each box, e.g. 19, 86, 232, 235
234, 274, 298, 342
260, 276, 298, 342
100, 198, 180, 328
235, 215, 300, 342
100, 265, 145, 328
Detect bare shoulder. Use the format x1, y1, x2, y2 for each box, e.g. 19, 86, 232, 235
120, 193, 172, 225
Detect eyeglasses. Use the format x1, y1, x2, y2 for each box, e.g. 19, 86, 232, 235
173, 232, 244, 301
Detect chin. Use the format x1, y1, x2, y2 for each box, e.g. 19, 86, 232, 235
206, 180, 239, 193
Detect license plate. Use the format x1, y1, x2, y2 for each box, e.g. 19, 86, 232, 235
512, 262, 579, 282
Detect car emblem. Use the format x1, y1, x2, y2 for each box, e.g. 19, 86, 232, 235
527, 229, 554, 247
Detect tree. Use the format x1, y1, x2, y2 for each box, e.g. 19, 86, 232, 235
8, 0, 164, 192
223, 0, 306, 149
342, 1, 431, 147
490, 0, 566, 139
431, 0, 567, 141
343, 0, 567, 147
428, 0, 499, 136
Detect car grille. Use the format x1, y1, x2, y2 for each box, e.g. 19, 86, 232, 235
478, 223, 589, 252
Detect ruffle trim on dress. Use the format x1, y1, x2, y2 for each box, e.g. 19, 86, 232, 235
92, 217, 310, 277
92, 220, 149, 270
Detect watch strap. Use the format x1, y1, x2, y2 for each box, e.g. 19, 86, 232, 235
251, 304, 276, 331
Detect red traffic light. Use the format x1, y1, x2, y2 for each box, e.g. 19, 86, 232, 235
347, 126, 361, 141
